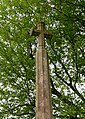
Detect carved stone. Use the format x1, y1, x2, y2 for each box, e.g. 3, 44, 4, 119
30, 22, 52, 119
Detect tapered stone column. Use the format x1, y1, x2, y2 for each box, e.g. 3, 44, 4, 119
30, 22, 52, 119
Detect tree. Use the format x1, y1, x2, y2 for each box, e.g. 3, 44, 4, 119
0, 0, 85, 118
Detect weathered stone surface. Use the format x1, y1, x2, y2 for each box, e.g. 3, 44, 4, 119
30, 22, 52, 119
36, 48, 52, 119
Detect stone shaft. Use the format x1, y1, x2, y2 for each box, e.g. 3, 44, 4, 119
29, 22, 52, 119
36, 47, 52, 119
35, 22, 52, 119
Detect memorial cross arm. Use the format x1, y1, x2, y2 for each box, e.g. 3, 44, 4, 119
29, 22, 52, 39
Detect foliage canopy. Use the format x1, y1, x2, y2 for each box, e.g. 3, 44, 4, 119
0, 0, 85, 118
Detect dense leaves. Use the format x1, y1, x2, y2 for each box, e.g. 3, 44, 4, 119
0, 0, 85, 118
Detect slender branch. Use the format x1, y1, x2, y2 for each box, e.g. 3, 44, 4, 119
52, 7, 69, 18
70, 85, 85, 102
54, 64, 85, 102
65, 0, 85, 8
50, 55, 85, 102
50, 78, 62, 98
51, 48, 73, 85
50, 78, 77, 106
52, 5, 84, 22
59, 59, 73, 85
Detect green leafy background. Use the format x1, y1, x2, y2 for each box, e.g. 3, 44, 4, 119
0, 0, 85, 118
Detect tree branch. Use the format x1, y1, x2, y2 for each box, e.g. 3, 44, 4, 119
51, 48, 73, 85
50, 78, 77, 106
50, 56, 85, 102
65, 0, 85, 8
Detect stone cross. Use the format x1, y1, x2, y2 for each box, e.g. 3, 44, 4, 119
29, 22, 52, 119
